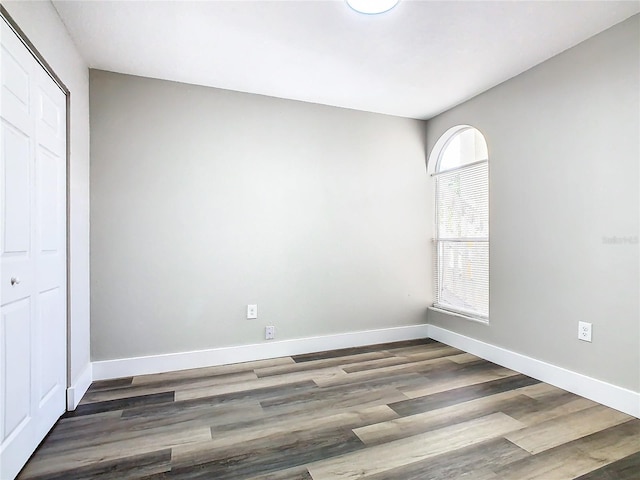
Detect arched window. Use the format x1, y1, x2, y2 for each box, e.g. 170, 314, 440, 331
431, 126, 489, 320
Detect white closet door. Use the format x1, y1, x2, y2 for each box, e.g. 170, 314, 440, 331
0, 17, 67, 480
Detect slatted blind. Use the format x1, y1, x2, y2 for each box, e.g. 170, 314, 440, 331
435, 160, 489, 319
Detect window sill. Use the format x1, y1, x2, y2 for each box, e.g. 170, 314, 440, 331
428, 306, 489, 325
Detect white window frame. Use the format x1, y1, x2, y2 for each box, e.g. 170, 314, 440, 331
431, 126, 489, 322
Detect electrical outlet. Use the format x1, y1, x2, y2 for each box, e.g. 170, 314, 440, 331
578, 321, 592, 342
247, 304, 257, 319
265, 326, 275, 340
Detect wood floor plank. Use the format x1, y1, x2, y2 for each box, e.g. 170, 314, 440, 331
260, 375, 411, 411
52, 409, 123, 433
400, 366, 519, 399
136, 369, 260, 389
504, 404, 633, 454
447, 352, 481, 364
126, 379, 318, 417
390, 374, 541, 416
515, 381, 567, 399
19, 427, 211, 478
307, 412, 524, 479
246, 466, 313, 480
42, 401, 265, 455
573, 450, 640, 480
493, 419, 640, 480
359, 437, 530, 480
67, 391, 175, 416
336, 355, 418, 373
131, 357, 295, 386
291, 339, 433, 362
223, 388, 401, 430
18, 449, 171, 480
87, 377, 134, 392
382, 340, 448, 356
267, 388, 409, 422
316, 370, 431, 396
169, 426, 365, 479
395, 345, 464, 362
513, 393, 597, 426
422, 357, 505, 379
175, 405, 397, 459
175, 366, 346, 401
334, 345, 462, 375
82, 370, 259, 403
123, 398, 264, 427
322, 356, 500, 392
312, 356, 454, 388
353, 391, 536, 445
254, 351, 393, 377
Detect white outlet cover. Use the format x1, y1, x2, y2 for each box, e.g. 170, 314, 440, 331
265, 326, 275, 340
578, 321, 592, 342
247, 304, 258, 319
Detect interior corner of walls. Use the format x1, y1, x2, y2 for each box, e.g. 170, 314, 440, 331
427, 324, 640, 419
66, 361, 92, 411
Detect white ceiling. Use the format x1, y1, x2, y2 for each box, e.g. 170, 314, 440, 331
52, 0, 639, 119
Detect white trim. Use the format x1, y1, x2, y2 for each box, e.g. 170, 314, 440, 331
429, 306, 489, 324
434, 237, 489, 243
92, 324, 430, 381
431, 158, 488, 177
427, 324, 640, 418
66, 362, 92, 411
427, 124, 472, 175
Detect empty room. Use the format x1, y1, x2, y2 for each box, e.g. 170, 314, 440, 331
1, 0, 639, 479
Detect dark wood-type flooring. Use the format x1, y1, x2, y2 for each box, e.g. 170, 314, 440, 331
18, 339, 640, 479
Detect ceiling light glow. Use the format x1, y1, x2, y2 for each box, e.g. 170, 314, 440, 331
346, 0, 399, 15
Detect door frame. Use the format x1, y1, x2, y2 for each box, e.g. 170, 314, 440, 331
0, 4, 71, 405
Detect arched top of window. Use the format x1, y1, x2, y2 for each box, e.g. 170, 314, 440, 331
431, 125, 488, 174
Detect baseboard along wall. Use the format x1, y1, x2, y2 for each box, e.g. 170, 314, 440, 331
85, 323, 639, 418
427, 325, 640, 419
66, 362, 93, 410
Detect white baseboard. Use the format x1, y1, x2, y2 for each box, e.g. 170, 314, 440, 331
92, 324, 430, 381
66, 362, 92, 411
427, 324, 640, 418
89, 323, 639, 419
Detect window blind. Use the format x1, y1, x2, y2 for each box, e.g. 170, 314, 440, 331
434, 160, 489, 319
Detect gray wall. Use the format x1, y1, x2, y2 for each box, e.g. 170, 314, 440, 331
89, 71, 431, 361
3, 1, 92, 387
426, 15, 639, 392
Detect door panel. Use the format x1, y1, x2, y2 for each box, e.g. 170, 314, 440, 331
38, 287, 63, 404
37, 148, 60, 253
1, 299, 31, 442
0, 17, 67, 480
39, 87, 60, 133
2, 52, 29, 108
2, 122, 30, 254
0, 35, 31, 133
